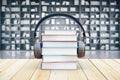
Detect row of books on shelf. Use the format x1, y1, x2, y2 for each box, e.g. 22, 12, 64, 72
110, 40, 119, 44
1, 44, 34, 50
86, 38, 119, 44
42, 18, 77, 25
100, 26, 116, 31
42, 6, 79, 12
100, 45, 109, 50
1, 6, 36, 12
110, 46, 119, 50
2, 6, 77, 12
84, 7, 119, 12
2, 29, 119, 38
86, 45, 119, 50
84, 20, 119, 25
2, 0, 29, 5
2, 6, 119, 13
2, 33, 30, 38
22, 0, 39, 5
86, 38, 99, 44
101, 45, 120, 50
2, 25, 30, 31
2, 0, 118, 6
2, 31, 119, 38
44, 26, 79, 31
101, 32, 119, 37
86, 32, 119, 37
41, 0, 79, 6
2, 13, 119, 20
3, 19, 39, 25
2, 0, 39, 6
81, 1, 117, 5
2, 13, 38, 19
84, 25, 119, 31
2, 39, 30, 44
81, 14, 119, 19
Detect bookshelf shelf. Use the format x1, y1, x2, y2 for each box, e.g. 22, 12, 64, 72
0, 0, 120, 50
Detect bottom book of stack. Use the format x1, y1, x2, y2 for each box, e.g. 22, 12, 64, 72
41, 56, 78, 69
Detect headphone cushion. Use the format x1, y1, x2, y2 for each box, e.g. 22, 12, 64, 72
34, 42, 42, 58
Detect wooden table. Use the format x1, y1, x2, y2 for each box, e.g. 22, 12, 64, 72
0, 59, 120, 80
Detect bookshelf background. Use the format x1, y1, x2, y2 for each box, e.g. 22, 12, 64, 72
0, 0, 120, 50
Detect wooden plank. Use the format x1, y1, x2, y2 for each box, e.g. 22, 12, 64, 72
30, 60, 51, 80
0, 60, 17, 73
0, 59, 10, 66
50, 70, 67, 80
0, 59, 6, 63
0, 59, 28, 80
66, 62, 87, 80
90, 59, 120, 80
11, 59, 40, 80
102, 59, 120, 74
79, 59, 106, 80
114, 59, 120, 64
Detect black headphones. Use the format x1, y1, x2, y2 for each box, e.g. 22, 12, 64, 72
34, 13, 86, 58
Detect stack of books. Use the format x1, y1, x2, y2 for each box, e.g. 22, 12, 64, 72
41, 30, 78, 69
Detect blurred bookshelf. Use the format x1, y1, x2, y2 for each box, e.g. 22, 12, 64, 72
0, 0, 120, 50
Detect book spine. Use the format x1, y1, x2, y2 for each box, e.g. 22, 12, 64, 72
42, 48, 77, 56
42, 35, 77, 41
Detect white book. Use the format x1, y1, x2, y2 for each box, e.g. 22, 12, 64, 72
44, 30, 76, 35
85, 20, 89, 24
42, 48, 77, 55
42, 35, 77, 41
42, 41, 77, 48
41, 1, 49, 5
2, 0, 7, 5
26, 0, 30, 5
70, 7, 76, 12
41, 62, 77, 69
102, 2, 106, 5
42, 6, 47, 11
74, 0, 79, 5
56, 8, 60, 12
61, 7, 68, 12
43, 56, 78, 62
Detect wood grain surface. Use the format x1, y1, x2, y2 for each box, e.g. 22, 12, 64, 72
0, 59, 120, 80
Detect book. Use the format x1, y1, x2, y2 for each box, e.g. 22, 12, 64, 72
42, 6, 47, 11
42, 41, 77, 48
61, 7, 68, 12
2, 0, 7, 5
44, 30, 76, 35
42, 48, 77, 55
74, 0, 79, 5
42, 35, 77, 41
41, 62, 77, 69
42, 55, 78, 62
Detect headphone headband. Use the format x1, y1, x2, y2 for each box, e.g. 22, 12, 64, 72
34, 13, 86, 42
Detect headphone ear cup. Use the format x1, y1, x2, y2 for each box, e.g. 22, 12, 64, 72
77, 41, 85, 58
34, 42, 42, 58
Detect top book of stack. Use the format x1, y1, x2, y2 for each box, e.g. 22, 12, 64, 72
42, 30, 77, 41
43, 30, 77, 35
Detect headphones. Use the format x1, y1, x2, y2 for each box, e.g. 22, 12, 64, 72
34, 13, 86, 58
